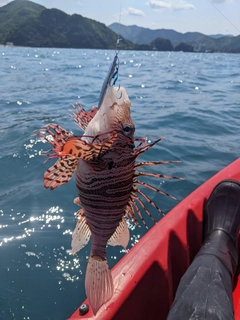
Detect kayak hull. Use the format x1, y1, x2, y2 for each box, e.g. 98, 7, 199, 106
69, 158, 240, 320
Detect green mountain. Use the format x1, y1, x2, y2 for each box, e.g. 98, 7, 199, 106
149, 37, 173, 51
1, 1, 239, 52
0, 0, 44, 43
0, 0, 133, 49
109, 23, 185, 45
109, 23, 240, 53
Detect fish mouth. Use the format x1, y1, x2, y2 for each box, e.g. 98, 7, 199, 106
83, 85, 132, 143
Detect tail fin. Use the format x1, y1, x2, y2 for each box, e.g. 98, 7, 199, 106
85, 256, 113, 315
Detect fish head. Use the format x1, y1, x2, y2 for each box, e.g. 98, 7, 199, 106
84, 86, 135, 142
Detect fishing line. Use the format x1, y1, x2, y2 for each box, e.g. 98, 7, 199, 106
207, 0, 240, 34
112, 0, 123, 86
115, 0, 123, 54
97, 1, 123, 107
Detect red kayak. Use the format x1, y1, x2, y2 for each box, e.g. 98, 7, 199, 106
69, 158, 240, 320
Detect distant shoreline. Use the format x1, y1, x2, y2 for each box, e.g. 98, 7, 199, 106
1, 1, 239, 54
1, 45, 239, 54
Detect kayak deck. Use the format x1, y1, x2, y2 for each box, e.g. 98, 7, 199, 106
69, 158, 240, 320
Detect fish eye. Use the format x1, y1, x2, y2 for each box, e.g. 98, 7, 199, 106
123, 124, 134, 136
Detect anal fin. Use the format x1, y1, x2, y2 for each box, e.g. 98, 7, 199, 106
71, 209, 91, 255
108, 217, 130, 249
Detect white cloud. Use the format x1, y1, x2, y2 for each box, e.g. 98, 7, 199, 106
128, 7, 145, 16
123, 7, 145, 16
146, 0, 195, 11
76, 0, 86, 6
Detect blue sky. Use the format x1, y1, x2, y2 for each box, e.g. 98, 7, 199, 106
1, 0, 240, 36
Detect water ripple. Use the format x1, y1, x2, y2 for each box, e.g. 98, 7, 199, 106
0, 48, 240, 319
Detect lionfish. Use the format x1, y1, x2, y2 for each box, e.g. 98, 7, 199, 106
35, 54, 182, 314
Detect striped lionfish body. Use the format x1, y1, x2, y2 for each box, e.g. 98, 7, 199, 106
35, 68, 182, 315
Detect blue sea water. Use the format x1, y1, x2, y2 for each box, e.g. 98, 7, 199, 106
0, 47, 239, 320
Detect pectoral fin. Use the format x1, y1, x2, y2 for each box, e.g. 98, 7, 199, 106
44, 156, 78, 190
71, 209, 91, 255
36, 123, 117, 162
108, 217, 130, 250
60, 133, 117, 161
